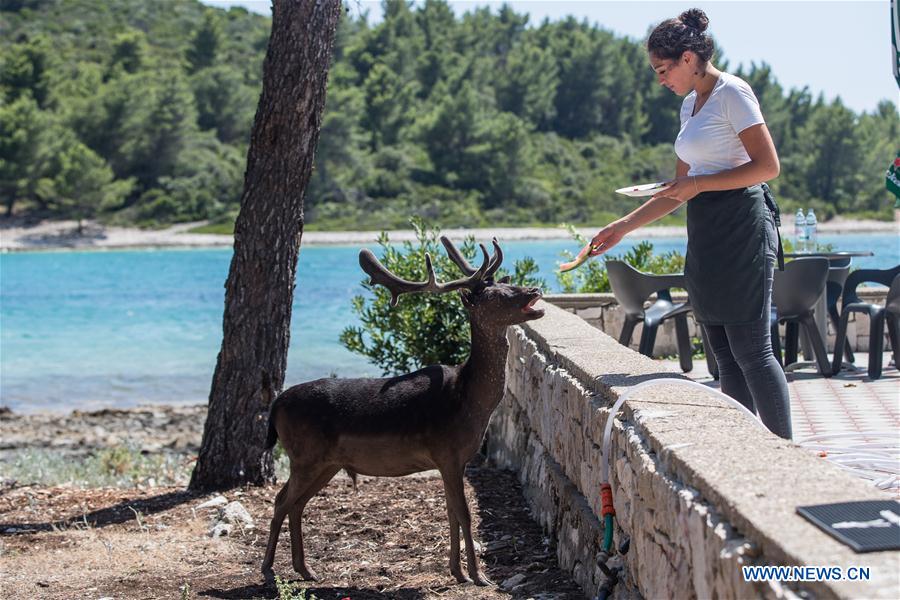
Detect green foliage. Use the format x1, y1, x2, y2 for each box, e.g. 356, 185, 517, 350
0, 0, 895, 226
1, 35, 52, 107
109, 29, 148, 75
556, 225, 685, 293
274, 576, 317, 600
131, 132, 244, 224
0, 95, 45, 215
340, 218, 544, 375
124, 73, 199, 190
34, 129, 135, 227
186, 11, 221, 73
190, 65, 255, 144
497, 255, 546, 292
0, 0, 261, 223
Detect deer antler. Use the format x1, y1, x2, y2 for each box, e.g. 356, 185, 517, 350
484, 238, 503, 279
359, 244, 491, 306
440, 236, 478, 275
440, 236, 504, 280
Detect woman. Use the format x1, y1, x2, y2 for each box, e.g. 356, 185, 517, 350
589, 8, 792, 439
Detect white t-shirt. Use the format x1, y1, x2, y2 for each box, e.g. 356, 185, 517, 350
674, 72, 765, 176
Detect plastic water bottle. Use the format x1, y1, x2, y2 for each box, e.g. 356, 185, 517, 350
794, 209, 807, 253
806, 209, 818, 253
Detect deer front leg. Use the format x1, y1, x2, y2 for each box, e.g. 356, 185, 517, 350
441, 467, 492, 586
444, 502, 466, 583
288, 508, 316, 581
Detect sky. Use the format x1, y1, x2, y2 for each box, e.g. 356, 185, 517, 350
203, 1, 899, 115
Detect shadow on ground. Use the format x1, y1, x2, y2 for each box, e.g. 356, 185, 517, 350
467, 457, 585, 599
16, 223, 108, 248
0, 489, 197, 534
199, 583, 426, 600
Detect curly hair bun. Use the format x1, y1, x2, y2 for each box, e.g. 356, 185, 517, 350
679, 8, 709, 32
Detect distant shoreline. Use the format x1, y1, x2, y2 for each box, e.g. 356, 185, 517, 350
1, 216, 897, 252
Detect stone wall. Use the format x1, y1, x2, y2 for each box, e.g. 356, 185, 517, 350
544, 289, 891, 359
487, 302, 896, 599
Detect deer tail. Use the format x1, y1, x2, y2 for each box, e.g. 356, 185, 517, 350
265, 410, 278, 450
263, 371, 279, 450
264, 396, 279, 450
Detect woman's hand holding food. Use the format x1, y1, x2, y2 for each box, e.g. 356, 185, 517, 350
589, 221, 627, 257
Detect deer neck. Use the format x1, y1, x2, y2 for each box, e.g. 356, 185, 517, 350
461, 320, 510, 415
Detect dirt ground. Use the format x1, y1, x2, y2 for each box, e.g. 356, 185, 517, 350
0, 460, 586, 600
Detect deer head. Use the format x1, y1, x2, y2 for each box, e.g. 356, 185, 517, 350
358, 236, 544, 330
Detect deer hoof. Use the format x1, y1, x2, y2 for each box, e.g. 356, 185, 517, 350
451, 569, 470, 584
295, 565, 318, 581
262, 567, 276, 587
472, 573, 494, 587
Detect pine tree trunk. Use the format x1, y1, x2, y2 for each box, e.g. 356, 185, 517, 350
190, 0, 343, 491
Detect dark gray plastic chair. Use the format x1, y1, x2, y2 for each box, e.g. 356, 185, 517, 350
825, 257, 855, 364
887, 275, 900, 371
700, 325, 720, 380
772, 257, 832, 376
606, 260, 701, 373
831, 265, 900, 379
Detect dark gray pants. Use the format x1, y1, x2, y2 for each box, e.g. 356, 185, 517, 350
703, 253, 793, 440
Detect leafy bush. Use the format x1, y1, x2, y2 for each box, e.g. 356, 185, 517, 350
274, 576, 317, 600
340, 217, 545, 375
556, 224, 685, 293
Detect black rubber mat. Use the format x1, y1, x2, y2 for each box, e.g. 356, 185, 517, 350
797, 500, 900, 552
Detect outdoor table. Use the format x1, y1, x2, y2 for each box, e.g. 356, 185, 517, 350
782, 250, 875, 372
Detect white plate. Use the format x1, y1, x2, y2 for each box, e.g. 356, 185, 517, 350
614, 181, 669, 197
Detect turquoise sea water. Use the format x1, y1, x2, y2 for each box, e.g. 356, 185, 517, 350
1, 233, 897, 413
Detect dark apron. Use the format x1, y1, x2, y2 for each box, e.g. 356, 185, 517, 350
685, 183, 783, 326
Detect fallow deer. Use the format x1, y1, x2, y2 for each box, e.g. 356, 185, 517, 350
261, 236, 544, 586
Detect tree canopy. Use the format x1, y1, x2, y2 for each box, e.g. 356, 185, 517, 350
1, 0, 896, 227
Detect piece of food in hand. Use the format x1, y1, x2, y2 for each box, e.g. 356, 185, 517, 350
558, 243, 597, 272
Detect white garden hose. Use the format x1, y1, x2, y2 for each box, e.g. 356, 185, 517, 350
794, 431, 900, 493
594, 378, 766, 593
600, 378, 765, 485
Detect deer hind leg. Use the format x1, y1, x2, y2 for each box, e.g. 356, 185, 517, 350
262, 479, 292, 583
261, 466, 331, 584
441, 466, 492, 586
288, 466, 339, 581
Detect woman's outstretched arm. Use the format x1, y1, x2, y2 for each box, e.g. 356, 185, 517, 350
590, 123, 779, 256
589, 158, 689, 256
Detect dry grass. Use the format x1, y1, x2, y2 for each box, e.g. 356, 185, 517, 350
0, 462, 584, 599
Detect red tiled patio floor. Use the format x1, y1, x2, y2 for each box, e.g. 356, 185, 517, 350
662, 352, 899, 494
666, 353, 899, 438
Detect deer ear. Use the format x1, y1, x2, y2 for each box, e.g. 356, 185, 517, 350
459, 289, 474, 308
497, 275, 511, 284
